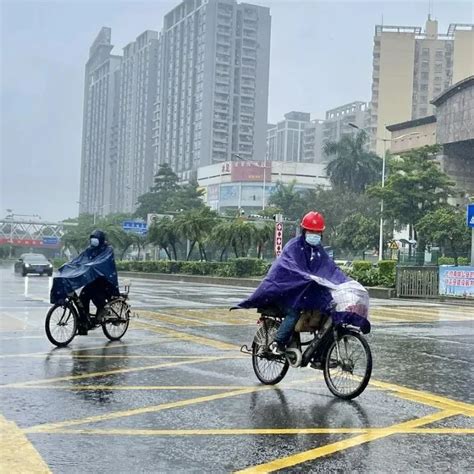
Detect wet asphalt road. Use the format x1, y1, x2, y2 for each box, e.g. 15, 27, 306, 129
0, 264, 473, 473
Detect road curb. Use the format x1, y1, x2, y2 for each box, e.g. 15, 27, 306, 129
119, 271, 395, 299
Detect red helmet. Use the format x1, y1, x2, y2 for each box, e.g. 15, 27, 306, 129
301, 211, 325, 232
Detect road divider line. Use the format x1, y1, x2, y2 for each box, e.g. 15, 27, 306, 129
24, 426, 474, 436
134, 321, 240, 350
1, 356, 239, 387
25, 377, 320, 433
234, 410, 461, 473
0, 413, 51, 473
0, 338, 176, 359
369, 378, 474, 416
4, 384, 265, 391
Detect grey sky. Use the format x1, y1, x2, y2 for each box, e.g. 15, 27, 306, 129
1, 0, 472, 221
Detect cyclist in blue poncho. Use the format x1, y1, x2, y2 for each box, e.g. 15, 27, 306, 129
50, 230, 119, 334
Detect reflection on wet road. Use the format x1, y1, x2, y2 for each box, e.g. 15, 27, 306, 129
0, 267, 473, 472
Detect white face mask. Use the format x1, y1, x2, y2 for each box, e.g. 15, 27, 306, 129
90, 237, 100, 247
305, 233, 321, 246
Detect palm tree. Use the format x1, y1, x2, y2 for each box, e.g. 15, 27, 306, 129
147, 217, 179, 260
324, 131, 381, 193
210, 221, 234, 261
229, 219, 255, 258
175, 208, 217, 260
268, 181, 307, 221
253, 222, 274, 259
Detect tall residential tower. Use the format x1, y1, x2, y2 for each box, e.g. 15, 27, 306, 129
370, 18, 473, 154
153, 0, 271, 176
79, 28, 121, 216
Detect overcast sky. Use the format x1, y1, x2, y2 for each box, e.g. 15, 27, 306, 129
1, 0, 472, 221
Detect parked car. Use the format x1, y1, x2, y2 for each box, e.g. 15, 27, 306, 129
14, 253, 53, 277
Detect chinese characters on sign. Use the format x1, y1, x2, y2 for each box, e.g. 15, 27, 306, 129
230, 161, 272, 182
439, 266, 474, 297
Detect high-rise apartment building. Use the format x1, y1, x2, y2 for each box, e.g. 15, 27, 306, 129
266, 112, 311, 162
79, 28, 121, 216
79, 0, 271, 215
153, 0, 271, 175
114, 31, 159, 213
303, 119, 325, 163
323, 101, 369, 147
370, 17, 473, 155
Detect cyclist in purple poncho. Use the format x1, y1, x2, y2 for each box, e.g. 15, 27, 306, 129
238, 211, 369, 355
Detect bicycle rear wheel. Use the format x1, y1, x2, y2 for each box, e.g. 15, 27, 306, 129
102, 299, 130, 341
252, 319, 289, 385
45, 303, 78, 347
323, 330, 372, 400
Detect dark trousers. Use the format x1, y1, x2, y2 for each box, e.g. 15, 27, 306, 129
274, 308, 300, 346
79, 278, 118, 324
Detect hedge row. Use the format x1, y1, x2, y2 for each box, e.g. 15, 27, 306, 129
346, 260, 397, 288
116, 258, 271, 278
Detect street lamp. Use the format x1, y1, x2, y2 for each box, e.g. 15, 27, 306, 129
347, 123, 420, 260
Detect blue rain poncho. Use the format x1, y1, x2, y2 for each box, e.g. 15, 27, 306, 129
50, 240, 119, 305
238, 235, 370, 333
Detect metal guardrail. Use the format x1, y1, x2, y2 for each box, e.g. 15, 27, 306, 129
396, 266, 439, 298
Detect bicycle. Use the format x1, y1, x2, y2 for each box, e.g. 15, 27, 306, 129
241, 307, 372, 400
45, 284, 132, 347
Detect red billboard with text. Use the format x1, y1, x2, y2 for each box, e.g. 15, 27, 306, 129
231, 161, 271, 182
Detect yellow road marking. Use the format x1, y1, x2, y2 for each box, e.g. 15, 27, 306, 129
26, 426, 474, 436
25, 386, 273, 433
0, 413, 51, 473
25, 377, 320, 433
134, 321, 240, 350
2, 356, 240, 388
0, 338, 176, 359
371, 308, 469, 322
0, 354, 224, 360
369, 378, 474, 416
235, 410, 460, 473
3, 385, 262, 391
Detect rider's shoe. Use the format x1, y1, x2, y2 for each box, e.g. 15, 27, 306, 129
310, 361, 323, 370
77, 326, 88, 336
270, 341, 286, 355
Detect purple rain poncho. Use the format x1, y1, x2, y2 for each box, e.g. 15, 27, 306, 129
238, 235, 370, 333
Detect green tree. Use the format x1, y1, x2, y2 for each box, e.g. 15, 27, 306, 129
253, 222, 274, 259
173, 179, 206, 211
333, 212, 379, 254
61, 215, 95, 253
368, 146, 455, 240
324, 131, 381, 193
210, 220, 234, 261
148, 217, 180, 260
306, 187, 380, 245
268, 181, 307, 221
229, 219, 255, 258
175, 208, 218, 260
416, 207, 470, 263
134, 163, 180, 218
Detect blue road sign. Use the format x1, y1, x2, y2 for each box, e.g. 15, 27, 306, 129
122, 220, 147, 234
42, 236, 59, 245
467, 204, 474, 228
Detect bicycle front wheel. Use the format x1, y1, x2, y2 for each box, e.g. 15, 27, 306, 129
45, 303, 78, 347
252, 319, 289, 385
323, 330, 372, 400
102, 299, 130, 341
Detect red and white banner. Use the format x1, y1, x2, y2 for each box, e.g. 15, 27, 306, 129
274, 221, 283, 257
